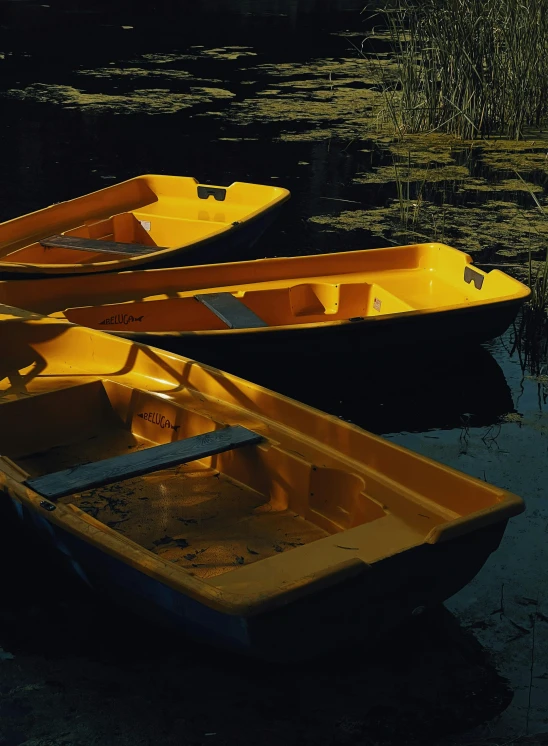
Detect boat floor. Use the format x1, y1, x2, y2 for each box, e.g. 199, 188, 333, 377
17, 430, 329, 580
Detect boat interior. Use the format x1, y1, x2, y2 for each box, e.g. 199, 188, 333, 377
55, 265, 504, 332
0, 311, 510, 587
0, 377, 388, 578
0, 176, 284, 267
60, 278, 420, 331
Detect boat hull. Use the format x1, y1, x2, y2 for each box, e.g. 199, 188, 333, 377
4, 491, 508, 660
124, 297, 524, 351
0, 242, 529, 343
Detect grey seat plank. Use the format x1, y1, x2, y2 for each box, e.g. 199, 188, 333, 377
26, 425, 263, 500
195, 292, 268, 329
40, 235, 164, 256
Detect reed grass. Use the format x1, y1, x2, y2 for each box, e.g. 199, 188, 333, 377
390, 152, 450, 242
511, 171, 548, 375
376, 0, 548, 139
513, 171, 548, 314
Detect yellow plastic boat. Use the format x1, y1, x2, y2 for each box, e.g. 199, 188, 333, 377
0, 242, 530, 346
0, 306, 524, 658
0, 175, 290, 276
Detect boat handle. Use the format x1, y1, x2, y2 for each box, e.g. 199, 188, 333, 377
463, 266, 484, 290
197, 186, 226, 202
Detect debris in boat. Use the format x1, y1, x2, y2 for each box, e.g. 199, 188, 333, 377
153, 536, 189, 548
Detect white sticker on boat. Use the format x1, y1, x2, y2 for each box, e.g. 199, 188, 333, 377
373, 297, 382, 311
140, 220, 151, 231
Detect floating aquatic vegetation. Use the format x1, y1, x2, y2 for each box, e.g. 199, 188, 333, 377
231, 85, 384, 141
196, 46, 257, 61
386, 145, 456, 165
461, 178, 544, 194
79, 66, 195, 81
309, 207, 401, 236
255, 58, 372, 79
308, 198, 548, 269
2, 83, 235, 114
276, 77, 373, 90
196, 87, 235, 99
140, 47, 257, 63
141, 53, 196, 64
224, 56, 401, 140
375, 134, 548, 173
233, 86, 380, 122
480, 145, 548, 173
526, 374, 548, 385
354, 163, 470, 184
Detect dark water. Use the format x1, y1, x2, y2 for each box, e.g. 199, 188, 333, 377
0, 4, 547, 744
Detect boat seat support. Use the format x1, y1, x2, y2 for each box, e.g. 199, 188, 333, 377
40, 235, 164, 256
195, 292, 268, 329
26, 425, 263, 500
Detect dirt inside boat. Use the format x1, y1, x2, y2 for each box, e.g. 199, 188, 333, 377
0, 376, 390, 583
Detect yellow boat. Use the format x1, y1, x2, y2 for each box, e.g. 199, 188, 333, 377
0, 175, 290, 276
0, 242, 530, 346
0, 306, 524, 658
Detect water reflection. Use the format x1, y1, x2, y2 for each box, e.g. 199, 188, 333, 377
169, 337, 515, 436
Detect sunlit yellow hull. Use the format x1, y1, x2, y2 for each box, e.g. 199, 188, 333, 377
0, 306, 524, 657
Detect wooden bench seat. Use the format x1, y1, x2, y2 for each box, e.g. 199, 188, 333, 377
195, 292, 268, 329
40, 235, 164, 256
26, 425, 263, 500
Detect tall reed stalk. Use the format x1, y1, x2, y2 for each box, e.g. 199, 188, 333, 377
379, 0, 548, 139
511, 172, 548, 375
